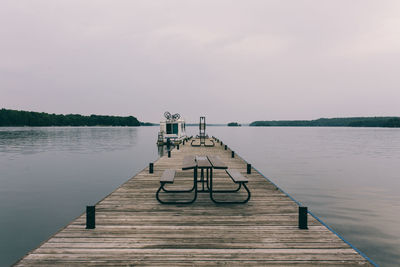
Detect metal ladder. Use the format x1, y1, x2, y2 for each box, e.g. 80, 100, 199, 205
199, 116, 206, 145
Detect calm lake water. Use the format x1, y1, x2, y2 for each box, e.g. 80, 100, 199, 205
0, 126, 399, 266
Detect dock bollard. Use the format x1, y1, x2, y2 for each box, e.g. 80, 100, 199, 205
224, 145, 227, 150
168, 150, 171, 158
221, 142, 223, 146
298, 206, 308, 229
247, 163, 251, 174
149, 163, 154, 173
231, 151, 235, 158
86, 206, 95, 229
177, 144, 180, 150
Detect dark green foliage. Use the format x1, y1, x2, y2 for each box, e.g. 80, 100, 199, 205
227, 122, 241, 127
250, 117, 400, 128
0, 109, 140, 127
385, 118, 400, 127
140, 122, 156, 126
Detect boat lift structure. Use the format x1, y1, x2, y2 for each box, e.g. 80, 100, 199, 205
191, 116, 215, 147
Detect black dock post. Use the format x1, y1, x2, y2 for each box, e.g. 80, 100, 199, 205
225, 145, 227, 150
299, 206, 308, 229
86, 206, 95, 229
177, 144, 180, 150
231, 151, 235, 158
149, 163, 154, 174
247, 163, 251, 174
168, 150, 171, 158
221, 141, 223, 146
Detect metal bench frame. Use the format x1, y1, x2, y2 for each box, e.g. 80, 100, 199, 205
209, 169, 251, 204
156, 168, 198, 204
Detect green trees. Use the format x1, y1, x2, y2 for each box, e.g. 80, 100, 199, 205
250, 117, 400, 128
0, 109, 141, 126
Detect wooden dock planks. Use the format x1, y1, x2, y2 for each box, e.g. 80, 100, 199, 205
15, 138, 372, 266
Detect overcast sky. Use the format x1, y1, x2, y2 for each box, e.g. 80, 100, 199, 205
1, 1, 400, 123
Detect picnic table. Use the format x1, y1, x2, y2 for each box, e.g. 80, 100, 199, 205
156, 155, 250, 204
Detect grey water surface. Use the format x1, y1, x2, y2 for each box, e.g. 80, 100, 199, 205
1, 126, 399, 266
0, 127, 159, 266
208, 126, 400, 267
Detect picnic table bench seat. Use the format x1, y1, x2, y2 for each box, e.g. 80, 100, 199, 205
156, 168, 197, 204
226, 169, 248, 183
160, 169, 176, 184
210, 168, 251, 204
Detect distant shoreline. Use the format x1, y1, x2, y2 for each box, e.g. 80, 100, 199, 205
250, 117, 400, 128
0, 108, 147, 127
1, 109, 399, 128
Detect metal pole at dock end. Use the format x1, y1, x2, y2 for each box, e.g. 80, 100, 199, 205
221, 141, 223, 146
298, 206, 308, 229
247, 164, 251, 174
231, 151, 235, 158
225, 145, 227, 150
149, 163, 154, 173
86, 206, 95, 229
177, 144, 179, 150
168, 150, 171, 158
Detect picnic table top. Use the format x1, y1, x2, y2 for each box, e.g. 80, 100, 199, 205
182, 155, 227, 170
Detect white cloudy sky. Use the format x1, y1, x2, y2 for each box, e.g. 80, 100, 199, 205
1, 0, 400, 123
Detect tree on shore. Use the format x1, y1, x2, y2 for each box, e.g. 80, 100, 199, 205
0, 109, 141, 127
249, 117, 400, 128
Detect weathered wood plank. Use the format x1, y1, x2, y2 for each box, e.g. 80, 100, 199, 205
14, 138, 372, 266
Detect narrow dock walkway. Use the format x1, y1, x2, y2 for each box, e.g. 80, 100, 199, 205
15, 138, 372, 266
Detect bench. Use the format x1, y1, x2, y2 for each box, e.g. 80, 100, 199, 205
226, 169, 248, 183
210, 169, 251, 204
156, 169, 197, 204
160, 169, 176, 184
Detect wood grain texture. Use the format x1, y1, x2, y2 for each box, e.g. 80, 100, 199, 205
14, 138, 372, 266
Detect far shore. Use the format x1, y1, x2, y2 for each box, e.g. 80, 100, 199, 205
1, 109, 399, 128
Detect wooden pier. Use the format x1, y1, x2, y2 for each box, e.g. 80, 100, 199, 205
15, 138, 372, 266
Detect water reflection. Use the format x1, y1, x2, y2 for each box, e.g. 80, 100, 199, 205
0, 126, 158, 266
0, 127, 140, 159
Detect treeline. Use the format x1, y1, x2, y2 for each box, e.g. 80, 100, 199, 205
0, 109, 141, 126
140, 122, 156, 126
250, 117, 400, 128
